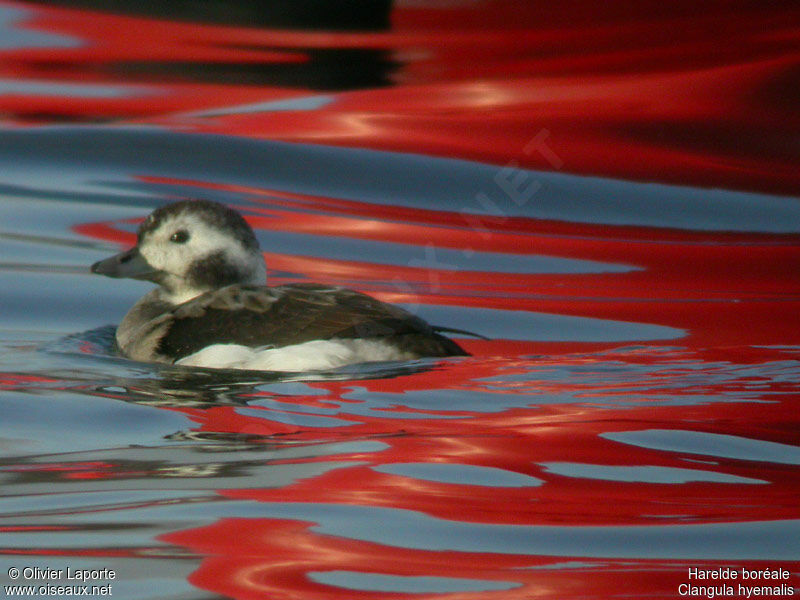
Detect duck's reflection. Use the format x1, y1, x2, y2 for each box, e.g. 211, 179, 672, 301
92, 358, 435, 408
1, 358, 396, 488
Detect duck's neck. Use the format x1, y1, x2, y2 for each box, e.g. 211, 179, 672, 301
116, 289, 174, 360
156, 286, 207, 306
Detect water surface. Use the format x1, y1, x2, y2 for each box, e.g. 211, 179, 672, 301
1, 2, 799, 599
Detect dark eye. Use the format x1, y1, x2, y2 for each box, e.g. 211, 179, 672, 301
170, 230, 190, 244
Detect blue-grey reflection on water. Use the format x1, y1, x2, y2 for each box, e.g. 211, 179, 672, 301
404, 305, 684, 342
1, 127, 800, 232
0, 390, 189, 457
602, 430, 800, 465
3, 498, 798, 560
0, 5, 79, 50
307, 571, 522, 593
538, 462, 767, 485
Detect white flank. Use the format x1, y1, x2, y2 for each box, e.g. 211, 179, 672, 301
175, 339, 415, 372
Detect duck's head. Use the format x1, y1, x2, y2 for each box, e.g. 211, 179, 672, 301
91, 200, 267, 304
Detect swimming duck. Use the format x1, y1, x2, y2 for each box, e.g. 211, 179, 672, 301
90, 199, 469, 371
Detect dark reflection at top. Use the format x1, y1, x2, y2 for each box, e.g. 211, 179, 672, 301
27, 0, 392, 30
115, 48, 397, 91
23, 0, 396, 91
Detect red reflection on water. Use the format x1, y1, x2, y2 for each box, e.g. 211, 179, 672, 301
160, 344, 800, 599
164, 517, 798, 600
3, 1, 799, 193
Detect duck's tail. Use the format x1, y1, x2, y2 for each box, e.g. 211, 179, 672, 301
431, 326, 491, 340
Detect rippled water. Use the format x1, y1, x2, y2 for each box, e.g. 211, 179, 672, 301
1, 2, 800, 599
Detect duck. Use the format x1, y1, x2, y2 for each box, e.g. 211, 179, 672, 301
90, 199, 471, 371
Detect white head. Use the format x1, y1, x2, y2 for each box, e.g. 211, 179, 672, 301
91, 200, 267, 304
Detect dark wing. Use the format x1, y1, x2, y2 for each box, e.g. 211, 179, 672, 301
157, 283, 467, 362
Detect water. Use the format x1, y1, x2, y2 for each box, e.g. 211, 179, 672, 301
1, 2, 800, 599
